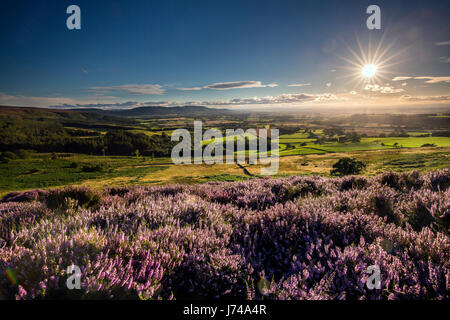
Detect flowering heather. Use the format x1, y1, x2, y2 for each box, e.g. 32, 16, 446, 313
0, 169, 449, 300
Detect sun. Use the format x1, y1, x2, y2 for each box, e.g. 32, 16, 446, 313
362, 64, 377, 78
337, 35, 410, 88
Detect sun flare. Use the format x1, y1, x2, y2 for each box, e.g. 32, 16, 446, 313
362, 64, 377, 78
338, 35, 409, 88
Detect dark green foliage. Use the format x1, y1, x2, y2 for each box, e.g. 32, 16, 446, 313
370, 195, 401, 225
330, 157, 366, 176
381, 171, 423, 190
103, 130, 173, 157
380, 172, 400, 189
408, 200, 435, 231
81, 164, 106, 173
45, 186, 102, 210
282, 179, 322, 201
2, 151, 17, 160
69, 162, 79, 169
431, 130, 450, 137
340, 176, 368, 191
14, 149, 32, 159
0, 113, 173, 157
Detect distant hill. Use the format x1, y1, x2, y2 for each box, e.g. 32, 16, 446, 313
0, 105, 233, 120
0, 105, 133, 124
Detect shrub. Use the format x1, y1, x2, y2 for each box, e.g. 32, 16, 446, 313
408, 199, 435, 231
340, 176, 368, 191
14, 149, 32, 159
330, 157, 366, 176
69, 162, 79, 169
0, 156, 10, 164
369, 194, 401, 225
45, 186, 101, 210
2, 151, 17, 160
380, 172, 400, 189
81, 164, 105, 173
426, 169, 450, 191
380, 171, 422, 191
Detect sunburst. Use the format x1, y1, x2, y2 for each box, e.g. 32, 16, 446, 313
336, 33, 410, 90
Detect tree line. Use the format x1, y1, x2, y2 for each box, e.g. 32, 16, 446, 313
0, 119, 173, 157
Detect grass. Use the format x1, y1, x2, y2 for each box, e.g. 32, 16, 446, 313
1, 144, 449, 196
275, 133, 450, 156
0, 154, 168, 195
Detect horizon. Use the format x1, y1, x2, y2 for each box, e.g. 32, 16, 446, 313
0, 0, 449, 111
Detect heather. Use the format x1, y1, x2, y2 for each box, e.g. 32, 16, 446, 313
0, 169, 449, 300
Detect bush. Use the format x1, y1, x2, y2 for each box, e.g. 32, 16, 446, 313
45, 186, 101, 210
69, 162, 79, 169
2, 151, 17, 160
370, 194, 401, 225
427, 169, 450, 191
380, 172, 400, 189
14, 149, 32, 159
408, 199, 435, 231
330, 157, 366, 176
340, 176, 368, 191
81, 164, 105, 173
0, 156, 10, 164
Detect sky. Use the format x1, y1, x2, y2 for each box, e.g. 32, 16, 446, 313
0, 0, 449, 110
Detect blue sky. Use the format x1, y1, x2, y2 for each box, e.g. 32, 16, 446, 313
0, 0, 449, 109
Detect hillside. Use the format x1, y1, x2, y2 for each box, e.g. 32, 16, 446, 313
0, 169, 448, 300
0, 105, 232, 120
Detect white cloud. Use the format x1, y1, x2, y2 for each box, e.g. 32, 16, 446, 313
287, 83, 311, 87
392, 76, 412, 81
204, 81, 278, 90
434, 40, 450, 46
88, 84, 165, 95
177, 87, 203, 91
326, 82, 332, 87
176, 81, 278, 91
392, 76, 450, 83
413, 76, 450, 84
364, 84, 404, 94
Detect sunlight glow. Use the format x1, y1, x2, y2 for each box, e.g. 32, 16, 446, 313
362, 64, 377, 78
337, 35, 410, 89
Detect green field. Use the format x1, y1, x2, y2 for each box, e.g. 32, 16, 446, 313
276, 132, 450, 156
1, 146, 449, 196
1, 108, 449, 196
0, 154, 169, 193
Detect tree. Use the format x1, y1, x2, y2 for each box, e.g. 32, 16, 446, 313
330, 157, 366, 176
